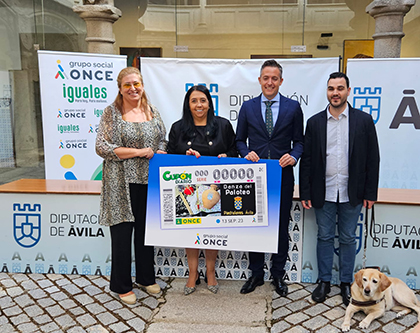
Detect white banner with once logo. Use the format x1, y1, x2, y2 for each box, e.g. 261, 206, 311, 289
38, 51, 126, 180
140, 57, 340, 135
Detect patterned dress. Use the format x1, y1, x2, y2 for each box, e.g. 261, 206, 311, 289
95, 102, 167, 226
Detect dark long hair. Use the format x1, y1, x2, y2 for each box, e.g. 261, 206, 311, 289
180, 85, 218, 140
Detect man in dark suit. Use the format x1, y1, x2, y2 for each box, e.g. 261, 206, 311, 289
299, 72, 380, 306
236, 60, 304, 296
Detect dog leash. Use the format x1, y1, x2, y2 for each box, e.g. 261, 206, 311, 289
362, 204, 378, 269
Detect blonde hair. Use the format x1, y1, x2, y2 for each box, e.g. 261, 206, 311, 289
114, 67, 150, 117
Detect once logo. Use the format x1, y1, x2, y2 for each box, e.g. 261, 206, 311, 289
55, 60, 69, 80
13, 203, 41, 248
176, 218, 201, 225
60, 140, 88, 150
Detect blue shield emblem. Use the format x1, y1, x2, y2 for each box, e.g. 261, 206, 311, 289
35, 264, 44, 274
82, 265, 90, 275
60, 264, 69, 275
353, 87, 382, 124
241, 261, 248, 270
227, 260, 233, 269
406, 278, 416, 289
234, 196, 242, 210
264, 271, 269, 280
13, 203, 41, 248
302, 272, 312, 283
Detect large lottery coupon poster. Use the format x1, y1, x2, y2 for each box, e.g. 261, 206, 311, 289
145, 154, 282, 253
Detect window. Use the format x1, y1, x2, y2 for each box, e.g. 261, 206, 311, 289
207, 0, 297, 4
149, 0, 200, 5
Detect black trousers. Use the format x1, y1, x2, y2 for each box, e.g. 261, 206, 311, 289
109, 183, 155, 294
248, 166, 294, 279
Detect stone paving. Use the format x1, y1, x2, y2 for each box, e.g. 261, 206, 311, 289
0, 272, 419, 333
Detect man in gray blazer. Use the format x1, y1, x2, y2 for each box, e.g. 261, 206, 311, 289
299, 72, 380, 306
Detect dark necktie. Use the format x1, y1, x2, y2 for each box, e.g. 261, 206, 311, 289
264, 101, 275, 137
264, 101, 275, 159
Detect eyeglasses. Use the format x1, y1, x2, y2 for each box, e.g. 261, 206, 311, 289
122, 82, 142, 89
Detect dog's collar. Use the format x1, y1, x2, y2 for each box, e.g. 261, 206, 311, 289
350, 296, 385, 307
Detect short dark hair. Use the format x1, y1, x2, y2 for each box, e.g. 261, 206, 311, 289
328, 72, 350, 88
260, 60, 283, 78
180, 85, 217, 140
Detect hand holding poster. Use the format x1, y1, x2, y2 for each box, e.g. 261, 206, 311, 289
145, 154, 281, 253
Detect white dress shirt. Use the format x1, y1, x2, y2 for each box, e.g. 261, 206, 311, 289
325, 105, 349, 203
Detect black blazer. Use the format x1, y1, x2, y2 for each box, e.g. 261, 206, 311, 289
299, 104, 380, 208
167, 116, 237, 157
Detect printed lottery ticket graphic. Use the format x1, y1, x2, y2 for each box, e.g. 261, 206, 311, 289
175, 184, 222, 217
159, 164, 267, 230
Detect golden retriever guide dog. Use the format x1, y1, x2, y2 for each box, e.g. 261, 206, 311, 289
342, 268, 420, 331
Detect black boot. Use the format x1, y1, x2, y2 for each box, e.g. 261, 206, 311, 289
312, 280, 330, 303
340, 282, 351, 306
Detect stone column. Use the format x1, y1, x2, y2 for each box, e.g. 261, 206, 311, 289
366, 0, 416, 58
73, 1, 122, 54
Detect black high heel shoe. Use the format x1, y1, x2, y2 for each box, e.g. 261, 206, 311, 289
196, 271, 201, 285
